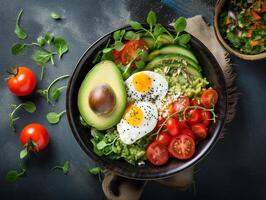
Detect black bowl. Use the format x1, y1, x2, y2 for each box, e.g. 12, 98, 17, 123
66, 25, 227, 180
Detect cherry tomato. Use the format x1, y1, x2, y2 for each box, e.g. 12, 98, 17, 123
7, 66, 37, 96
191, 123, 208, 140
120, 40, 148, 65
191, 99, 201, 106
155, 117, 165, 131
201, 88, 218, 109
165, 118, 179, 137
168, 134, 195, 160
173, 96, 190, 113
186, 108, 202, 125
201, 110, 211, 126
156, 132, 172, 146
146, 141, 169, 166
180, 128, 195, 139
20, 123, 49, 152
112, 50, 123, 63
178, 121, 189, 131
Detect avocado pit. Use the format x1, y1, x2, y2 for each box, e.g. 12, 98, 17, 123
89, 83, 116, 115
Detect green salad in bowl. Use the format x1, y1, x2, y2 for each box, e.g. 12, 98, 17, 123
76, 11, 219, 167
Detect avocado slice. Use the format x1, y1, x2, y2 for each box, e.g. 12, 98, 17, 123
78, 60, 126, 130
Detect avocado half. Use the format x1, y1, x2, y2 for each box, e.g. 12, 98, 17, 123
78, 60, 126, 130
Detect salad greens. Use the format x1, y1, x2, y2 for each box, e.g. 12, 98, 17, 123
36, 74, 69, 105
50, 12, 61, 20
5, 168, 26, 183
219, 0, 266, 54
12, 10, 69, 79
9, 101, 36, 132
46, 110, 66, 124
51, 161, 70, 175
15, 9, 28, 40
90, 128, 148, 165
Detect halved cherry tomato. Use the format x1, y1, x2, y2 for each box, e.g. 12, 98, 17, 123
156, 132, 172, 146
146, 141, 169, 166
173, 96, 190, 113
20, 123, 49, 156
201, 88, 218, 109
180, 128, 194, 139
201, 110, 211, 126
168, 134, 195, 160
186, 108, 202, 125
112, 50, 122, 63
120, 40, 148, 65
7, 66, 37, 96
165, 118, 179, 137
178, 121, 189, 131
191, 123, 208, 140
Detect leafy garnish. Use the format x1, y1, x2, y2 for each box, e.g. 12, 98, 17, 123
11, 43, 26, 55
5, 168, 26, 183
51, 161, 69, 175
15, 9, 27, 39
36, 74, 69, 104
9, 101, 36, 132
88, 167, 103, 175
54, 37, 69, 59
46, 110, 66, 124
147, 10, 157, 31
50, 12, 61, 20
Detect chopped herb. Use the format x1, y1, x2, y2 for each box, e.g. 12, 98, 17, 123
50, 12, 61, 20
46, 110, 66, 124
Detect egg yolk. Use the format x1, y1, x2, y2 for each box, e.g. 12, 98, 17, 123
123, 104, 144, 126
133, 73, 152, 93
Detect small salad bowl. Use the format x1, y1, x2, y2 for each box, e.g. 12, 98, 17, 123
66, 25, 227, 180
214, 0, 266, 60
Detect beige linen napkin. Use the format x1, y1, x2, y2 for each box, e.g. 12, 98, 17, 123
102, 15, 238, 200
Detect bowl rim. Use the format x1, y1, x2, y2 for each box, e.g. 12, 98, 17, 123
66, 24, 228, 180
213, 0, 266, 61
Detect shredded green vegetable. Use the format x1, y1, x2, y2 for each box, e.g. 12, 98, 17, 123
90, 128, 148, 165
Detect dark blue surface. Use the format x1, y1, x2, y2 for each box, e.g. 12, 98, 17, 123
0, 0, 265, 199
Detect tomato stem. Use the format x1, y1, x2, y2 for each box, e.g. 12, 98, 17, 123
154, 105, 216, 137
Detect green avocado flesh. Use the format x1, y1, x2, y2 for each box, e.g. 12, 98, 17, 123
78, 60, 126, 130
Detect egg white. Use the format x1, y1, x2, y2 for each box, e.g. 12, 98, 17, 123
125, 71, 168, 103
117, 101, 158, 145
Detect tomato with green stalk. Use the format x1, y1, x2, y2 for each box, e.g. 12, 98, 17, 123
20, 123, 49, 159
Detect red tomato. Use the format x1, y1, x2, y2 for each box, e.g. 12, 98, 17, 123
156, 132, 172, 146
191, 123, 208, 140
173, 96, 190, 113
180, 128, 195, 139
112, 50, 122, 63
155, 117, 165, 130
201, 88, 218, 109
146, 142, 169, 166
168, 134, 195, 160
178, 121, 189, 131
120, 40, 148, 65
251, 10, 261, 20
7, 66, 37, 96
191, 99, 201, 106
165, 118, 179, 137
20, 123, 49, 152
186, 108, 202, 125
201, 110, 211, 126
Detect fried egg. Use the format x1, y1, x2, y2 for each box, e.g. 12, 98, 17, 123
117, 101, 158, 144
125, 71, 168, 103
